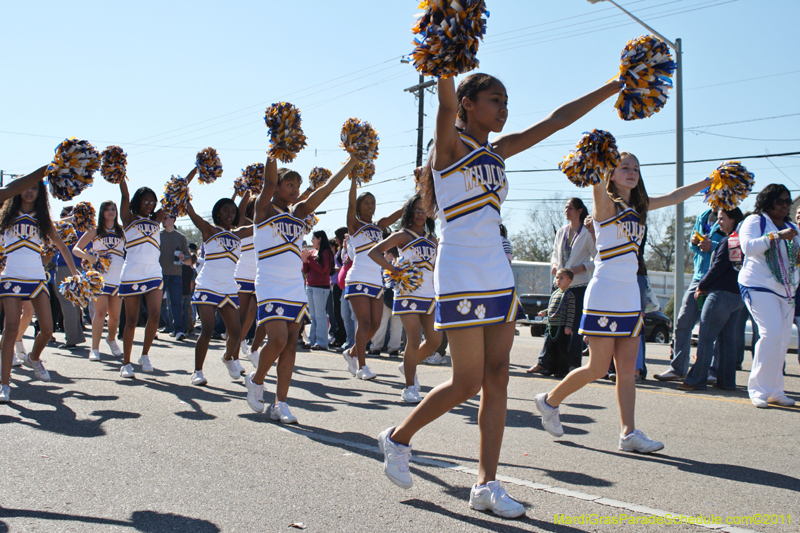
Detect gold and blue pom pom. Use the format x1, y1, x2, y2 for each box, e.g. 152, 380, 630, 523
59, 270, 104, 308
410, 0, 489, 79
383, 259, 424, 296
340, 118, 380, 164
40, 242, 57, 258
308, 167, 332, 191
0, 245, 6, 273
616, 35, 676, 121
196, 147, 223, 185
352, 161, 376, 186
81, 251, 112, 275
72, 202, 96, 233
264, 102, 308, 163
413, 166, 424, 192
559, 129, 620, 188
303, 213, 320, 233
233, 163, 265, 198
160, 175, 192, 218
100, 145, 127, 184
45, 137, 101, 201
703, 161, 755, 210
55, 221, 78, 247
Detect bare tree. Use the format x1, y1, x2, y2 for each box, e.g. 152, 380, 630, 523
508, 194, 570, 262
644, 211, 697, 273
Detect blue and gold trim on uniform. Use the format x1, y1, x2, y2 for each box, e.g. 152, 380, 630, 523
434, 287, 524, 330
257, 298, 309, 325
344, 281, 385, 300
579, 309, 643, 337
192, 289, 239, 309
0, 278, 48, 299
119, 277, 164, 297
101, 284, 120, 297
236, 279, 256, 295
392, 296, 435, 315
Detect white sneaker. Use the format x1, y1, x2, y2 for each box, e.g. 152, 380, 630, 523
191, 370, 207, 386
0, 384, 10, 403
423, 353, 447, 365
397, 362, 420, 389
26, 357, 50, 382
377, 427, 412, 489
752, 397, 769, 408
232, 359, 246, 376
120, 363, 135, 379
270, 401, 298, 424
619, 429, 664, 453
11, 354, 23, 367
138, 355, 154, 373
241, 340, 249, 355
533, 393, 564, 437
15, 341, 26, 358
401, 386, 421, 403
245, 372, 265, 413
768, 395, 795, 407
174, 332, 187, 341
653, 370, 684, 381
106, 338, 122, 357
89, 349, 101, 362
222, 356, 240, 380
356, 365, 377, 380
248, 351, 259, 368
343, 349, 357, 377
469, 480, 525, 518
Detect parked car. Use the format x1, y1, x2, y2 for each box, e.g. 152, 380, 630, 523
518, 293, 671, 343
691, 320, 798, 352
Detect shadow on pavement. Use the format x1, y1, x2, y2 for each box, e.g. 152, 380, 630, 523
0, 507, 219, 532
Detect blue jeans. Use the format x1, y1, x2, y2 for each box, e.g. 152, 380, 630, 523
668, 279, 702, 376
340, 292, 356, 350
162, 274, 184, 334
306, 286, 331, 348
685, 290, 743, 390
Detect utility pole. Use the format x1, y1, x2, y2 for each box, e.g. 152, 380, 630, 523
0, 170, 23, 188
404, 74, 436, 167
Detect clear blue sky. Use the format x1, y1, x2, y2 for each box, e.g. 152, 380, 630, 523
2, 0, 798, 238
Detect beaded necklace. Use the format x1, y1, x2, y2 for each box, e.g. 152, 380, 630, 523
764, 222, 799, 305
546, 289, 568, 340
562, 224, 582, 263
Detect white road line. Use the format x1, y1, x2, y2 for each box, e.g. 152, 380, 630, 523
278, 425, 758, 533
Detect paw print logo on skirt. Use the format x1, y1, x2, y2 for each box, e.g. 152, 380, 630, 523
237, 283, 242, 291
3, 282, 10, 290
363, 287, 369, 294
609, 321, 618, 333
265, 303, 274, 313
12, 285, 21, 294
132, 284, 139, 291
401, 299, 409, 308
276, 307, 284, 316
410, 302, 417, 311
139, 285, 147, 292
456, 299, 472, 315
598, 316, 609, 328
474, 304, 486, 320
201, 294, 208, 301
356, 284, 362, 291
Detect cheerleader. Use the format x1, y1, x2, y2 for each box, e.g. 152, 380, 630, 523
233, 194, 267, 364
245, 156, 357, 423
118, 181, 165, 379
185, 169, 253, 386
534, 152, 712, 453
73, 201, 125, 361
378, 74, 622, 518
342, 178, 403, 380
368, 194, 441, 403
0, 175, 79, 403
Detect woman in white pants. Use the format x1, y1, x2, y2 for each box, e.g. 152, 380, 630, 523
738, 184, 799, 408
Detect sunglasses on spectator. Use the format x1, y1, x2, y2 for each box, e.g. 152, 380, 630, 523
773, 198, 793, 207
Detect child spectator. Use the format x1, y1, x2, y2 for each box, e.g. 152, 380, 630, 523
536, 269, 575, 378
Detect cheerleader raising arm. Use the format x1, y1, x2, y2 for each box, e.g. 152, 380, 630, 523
254, 158, 280, 224
0, 165, 47, 204
648, 178, 716, 211
293, 157, 357, 220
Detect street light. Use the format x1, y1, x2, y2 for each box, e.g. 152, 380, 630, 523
587, 0, 685, 314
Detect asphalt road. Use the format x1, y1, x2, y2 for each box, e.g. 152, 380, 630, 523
2, 326, 798, 533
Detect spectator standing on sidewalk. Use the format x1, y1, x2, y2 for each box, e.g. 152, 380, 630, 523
159, 215, 190, 341
53, 206, 86, 350
655, 206, 723, 381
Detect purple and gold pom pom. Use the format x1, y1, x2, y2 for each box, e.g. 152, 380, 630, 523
233, 163, 265, 198
303, 213, 320, 233
84, 269, 105, 299
40, 242, 57, 258
410, 0, 489, 79
81, 251, 112, 275
413, 166, 424, 192
703, 161, 755, 210
383, 259, 424, 296
351, 161, 376, 187
160, 175, 192, 218
101, 145, 127, 184
0, 245, 6, 273
616, 35, 676, 121
72, 201, 96, 233
59, 270, 104, 308
559, 130, 620, 188
264, 102, 308, 163
308, 167, 332, 191
45, 137, 100, 201
196, 147, 223, 185
341, 118, 379, 164
55, 221, 78, 247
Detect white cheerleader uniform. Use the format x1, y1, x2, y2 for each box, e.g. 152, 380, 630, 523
119, 217, 163, 297
234, 234, 256, 295
432, 132, 524, 329
192, 228, 241, 308
91, 230, 125, 296
254, 205, 309, 325
392, 229, 436, 315
579, 199, 645, 337
344, 220, 384, 300
0, 212, 48, 299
